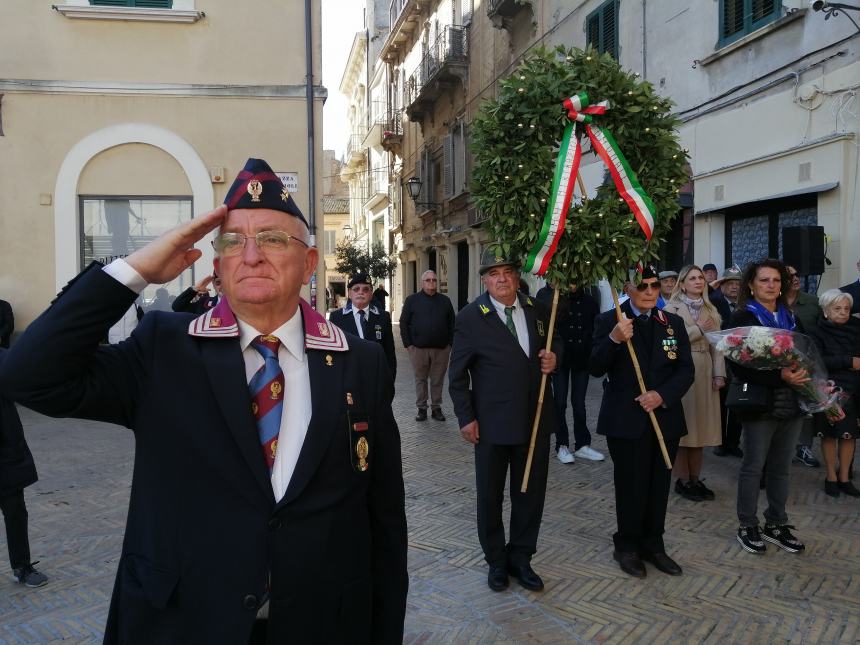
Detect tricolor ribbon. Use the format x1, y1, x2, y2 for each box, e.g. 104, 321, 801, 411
523, 92, 657, 275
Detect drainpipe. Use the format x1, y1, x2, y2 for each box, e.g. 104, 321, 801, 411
305, 0, 317, 238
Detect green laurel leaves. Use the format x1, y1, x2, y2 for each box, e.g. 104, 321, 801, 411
471, 46, 689, 287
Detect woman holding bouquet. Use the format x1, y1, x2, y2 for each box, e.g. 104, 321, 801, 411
729, 259, 810, 555
664, 266, 726, 501
810, 289, 860, 497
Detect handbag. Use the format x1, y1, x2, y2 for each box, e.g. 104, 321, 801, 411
726, 379, 772, 414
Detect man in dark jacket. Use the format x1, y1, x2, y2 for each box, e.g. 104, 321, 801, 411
449, 251, 561, 593
0, 299, 13, 348
536, 284, 603, 464
329, 274, 396, 380
0, 159, 407, 644
590, 264, 694, 578
400, 270, 455, 421
839, 258, 860, 315
172, 273, 221, 314
0, 349, 48, 588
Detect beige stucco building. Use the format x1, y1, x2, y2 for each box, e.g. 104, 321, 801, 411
0, 0, 326, 334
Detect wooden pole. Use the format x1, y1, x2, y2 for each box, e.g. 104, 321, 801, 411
610, 285, 673, 469
578, 168, 671, 469
520, 285, 559, 493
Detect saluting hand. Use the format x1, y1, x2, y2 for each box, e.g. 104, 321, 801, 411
460, 420, 480, 445
539, 349, 556, 374
125, 205, 227, 285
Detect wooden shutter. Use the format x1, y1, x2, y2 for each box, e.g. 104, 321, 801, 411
752, 0, 776, 22
443, 134, 454, 199
586, 11, 600, 50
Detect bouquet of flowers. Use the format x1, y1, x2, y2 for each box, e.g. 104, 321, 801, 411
706, 327, 846, 423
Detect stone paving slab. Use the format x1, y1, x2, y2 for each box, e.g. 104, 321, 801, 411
1, 340, 859, 643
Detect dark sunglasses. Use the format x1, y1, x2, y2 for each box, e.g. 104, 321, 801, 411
635, 281, 660, 292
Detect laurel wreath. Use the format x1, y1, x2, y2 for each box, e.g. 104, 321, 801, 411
471, 46, 689, 287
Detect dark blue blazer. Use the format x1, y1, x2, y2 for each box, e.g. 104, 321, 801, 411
448, 291, 562, 445
0, 265, 408, 645
329, 305, 396, 379
589, 301, 694, 440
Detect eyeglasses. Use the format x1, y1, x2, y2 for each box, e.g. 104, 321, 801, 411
212, 230, 309, 256
351, 285, 372, 293
635, 281, 660, 292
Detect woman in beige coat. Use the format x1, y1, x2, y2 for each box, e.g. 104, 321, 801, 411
663, 265, 726, 502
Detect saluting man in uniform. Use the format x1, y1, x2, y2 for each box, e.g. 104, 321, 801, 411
589, 264, 694, 579
448, 249, 561, 593
329, 273, 397, 380
0, 159, 408, 644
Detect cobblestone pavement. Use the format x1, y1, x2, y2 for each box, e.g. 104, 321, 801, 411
2, 341, 860, 643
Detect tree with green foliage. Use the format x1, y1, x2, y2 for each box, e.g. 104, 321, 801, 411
334, 240, 398, 282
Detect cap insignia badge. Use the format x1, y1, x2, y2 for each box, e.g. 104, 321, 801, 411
281, 186, 291, 202
247, 179, 263, 202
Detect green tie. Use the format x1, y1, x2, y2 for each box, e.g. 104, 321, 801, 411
504, 306, 518, 340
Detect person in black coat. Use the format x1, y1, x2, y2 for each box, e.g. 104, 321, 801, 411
329, 274, 397, 380
589, 264, 694, 578
839, 258, 860, 315
536, 284, 603, 463
809, 289, 860, 497
0, 159, 407, 644
448, 251, 561, 593
0, 349, 48, 587
0, 299, 13, 348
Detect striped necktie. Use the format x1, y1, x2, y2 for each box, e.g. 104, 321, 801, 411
504, 306, 518, 340
249, 335, 284, 473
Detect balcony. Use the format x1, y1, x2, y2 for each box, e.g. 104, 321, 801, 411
363, 167, 390, 208
363, 101, 403, 151
345, 131, 366, 166
405, 25, 468, 122
487, 0, 533, 30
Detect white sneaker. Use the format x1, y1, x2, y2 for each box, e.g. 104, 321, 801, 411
573, 445, 605, 461
556, 446, 575, 464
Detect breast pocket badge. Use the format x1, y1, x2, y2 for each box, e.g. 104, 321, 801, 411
346, 399, 370, 473
374, 324, 382, 340
662, 338, 678, 360
537, 320, 545, 337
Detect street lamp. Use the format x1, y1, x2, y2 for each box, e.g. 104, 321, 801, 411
405, 176, 441, 207
342, 223, 352, 239
810, 1, 860, 33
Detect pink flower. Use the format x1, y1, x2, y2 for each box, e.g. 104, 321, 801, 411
771, 346, 783, 356
774, 333, 793, 350
726, 334, 743, 347
739, 349, 752, 362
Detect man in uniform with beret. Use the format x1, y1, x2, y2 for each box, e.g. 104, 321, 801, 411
0, 159, 408, 644
449, 249, 561, 593
589, 264, 694, 578
329, 273, 396, 380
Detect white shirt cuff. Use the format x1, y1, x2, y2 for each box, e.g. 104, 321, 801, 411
103, 258, 148, 294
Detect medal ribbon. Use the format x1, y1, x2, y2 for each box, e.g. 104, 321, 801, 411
523, 92, 656, 275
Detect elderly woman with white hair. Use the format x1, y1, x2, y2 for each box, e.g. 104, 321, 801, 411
810, 289, 860, 497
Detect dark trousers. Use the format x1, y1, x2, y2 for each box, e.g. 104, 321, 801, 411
474, 433, 550, 567
0, 489, 31, 570
719, 387, 742, 450
607, 433, 680, 553
552, 366, 592, 450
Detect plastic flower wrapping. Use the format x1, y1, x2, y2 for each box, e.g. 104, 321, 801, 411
706, 327, 847, 423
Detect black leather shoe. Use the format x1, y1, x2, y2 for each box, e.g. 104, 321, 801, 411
713, 446, 729, 457
613, 550, 646, 578
415, 409, 427, 421
487, 566, 509, 592
431, 408, 446, 421
641, 551, 682, 576
506, 563, 544, 591
728, 447, 744, 458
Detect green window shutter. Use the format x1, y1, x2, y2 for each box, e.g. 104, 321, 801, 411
752, 0, 776, 22
601, 1, 618, 59
721, 0, 744, 40
586, 12, 600, 50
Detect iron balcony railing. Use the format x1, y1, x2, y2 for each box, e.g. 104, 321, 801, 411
405, 25, 468, 107
346, 131, 366, 160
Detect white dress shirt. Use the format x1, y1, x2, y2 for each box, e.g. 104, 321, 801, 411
351, 306, 369, 339
488, 294, 529, 356
103, 258, 312, 502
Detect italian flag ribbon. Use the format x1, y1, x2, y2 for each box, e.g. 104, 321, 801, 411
523, 92, 656, 275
